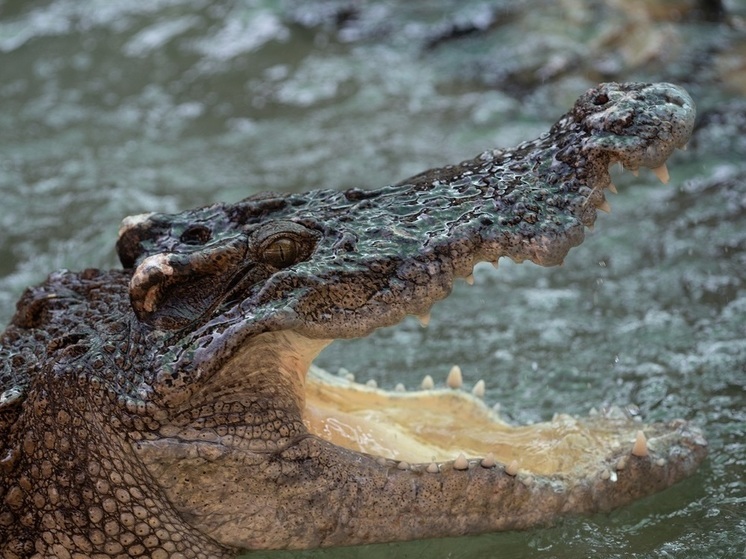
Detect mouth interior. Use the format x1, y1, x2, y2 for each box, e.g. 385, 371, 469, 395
303, 364, 642, 477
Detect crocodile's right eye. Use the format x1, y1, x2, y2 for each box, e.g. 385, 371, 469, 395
593, 93, 610, 106
180, 224, 212, 245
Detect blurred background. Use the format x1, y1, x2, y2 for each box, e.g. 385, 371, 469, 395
0, 1, 744, 557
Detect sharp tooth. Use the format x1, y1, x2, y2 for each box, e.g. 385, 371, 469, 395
446, 365, 463, 389
492, 260, 499, 270
631, 168, 639, 177
608, 182, 618, 194
418, 312, 431, 327
344, 373, 355, 382
616, 456, 628, 470
453, 453, 469, 470
601, 469, 611, 480
426, 462, 440, 473
365, 379, 377, 389
652, 163, 669, 184
655, 458, 666, 467
397, 461, 410, 470
480, 453, 496, 468
472, 379, 486, 398
421, 375, 434, 390
631, 430, 649, 457
394, 383, 406, 392
598, 200, 611, 213
505, 460, 519, 476
465, 274, 475, 285
681, 143, 688, 151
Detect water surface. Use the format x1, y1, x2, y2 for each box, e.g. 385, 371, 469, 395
0, 1, 743, 557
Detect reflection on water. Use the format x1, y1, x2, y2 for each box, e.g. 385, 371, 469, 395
0, 1, 743, 558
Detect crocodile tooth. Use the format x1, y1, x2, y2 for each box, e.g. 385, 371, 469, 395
601, 469, 611, 480
417, 312, 431, 327
420, 375, 434, 390
394, 383, 406, 392
631, 430, 649, 457
480, 453, 496, 468
397, 461, 410, 470
465, 274, 475, 285
365, 379, 377, 389
631, 168, 639, 177
446, 365, 463, 389
616, 455, 628, 470
608, 182, 618, 194
505, 460, 519, 476
598, 200, 611, 213
492, 260, 499, 270
652, 163, 669, 184
453, 453, 469, 470
655, 458, 666, 467
426, 462, 439, 473
472, 379, 485, 398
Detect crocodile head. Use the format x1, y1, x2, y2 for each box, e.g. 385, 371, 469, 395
0, 82, 705, 556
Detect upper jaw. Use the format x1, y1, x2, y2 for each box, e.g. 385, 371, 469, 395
127, 81, 695, 407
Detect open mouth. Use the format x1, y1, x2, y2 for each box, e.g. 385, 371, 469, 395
134, 157, 706, 488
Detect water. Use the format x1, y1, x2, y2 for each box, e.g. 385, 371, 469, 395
0, 1, 744, 557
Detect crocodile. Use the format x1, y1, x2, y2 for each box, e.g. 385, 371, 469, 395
0, 82, 706, 558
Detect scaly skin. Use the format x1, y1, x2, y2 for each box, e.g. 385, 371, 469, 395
0, 82, 704, 558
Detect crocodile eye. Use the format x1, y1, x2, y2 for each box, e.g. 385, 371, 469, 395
263, 237, 300, 268
180, 224, 212, 245
252, 221, 319, 269
593, 93, 610, 106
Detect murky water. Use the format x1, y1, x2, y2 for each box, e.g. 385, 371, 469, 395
1, 1, 744, 557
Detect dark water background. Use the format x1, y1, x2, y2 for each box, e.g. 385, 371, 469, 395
0, 1, 744, 557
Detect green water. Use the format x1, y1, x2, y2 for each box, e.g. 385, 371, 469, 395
0, 1, 743, 557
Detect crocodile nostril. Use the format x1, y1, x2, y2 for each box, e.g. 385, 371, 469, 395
592, 93, 610, 106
